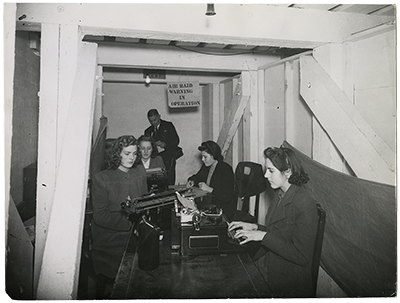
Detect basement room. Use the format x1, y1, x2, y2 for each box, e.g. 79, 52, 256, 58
4, 3, 396, 300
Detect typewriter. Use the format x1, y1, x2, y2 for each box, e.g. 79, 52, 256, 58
172, 192, 245, 256
146, 167, 168, 194
121, 189, 244, 256
121, 188, 188, 216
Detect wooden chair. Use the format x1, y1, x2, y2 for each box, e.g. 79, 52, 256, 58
311, 203, 326, 297
233, 161, 268, 223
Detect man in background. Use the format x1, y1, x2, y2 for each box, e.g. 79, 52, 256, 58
144, 109, 182, 185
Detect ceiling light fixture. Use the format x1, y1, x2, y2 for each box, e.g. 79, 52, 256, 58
205, 4, 216, 16
145, 75, 151, 84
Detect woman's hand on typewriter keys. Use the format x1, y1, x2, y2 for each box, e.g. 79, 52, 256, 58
234, 229, 267, 245
228, 221, 257, 232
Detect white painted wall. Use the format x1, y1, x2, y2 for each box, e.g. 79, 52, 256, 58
352, 30, 396, 151
264, 65, 286, 148
313, 28, 396, 181
103, 81, 203, 185
101, 70, 239, 185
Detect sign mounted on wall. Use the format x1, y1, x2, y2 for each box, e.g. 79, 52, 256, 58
167, 81, 200, 108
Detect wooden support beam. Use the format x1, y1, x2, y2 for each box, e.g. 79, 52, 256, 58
212, 83, 220, 142
258, 50, 313, 70
34, 23, 86, 295
345, 21, 395, 43
300, 55, 395, 185
36, 41, 97, 300
217, 72, 251, 159
230, 77, 239, 169
93, 65, 104, 142
35, 23, 61, 293
284, 61, 295, 143
312, 117, 350, 174
97, 43, 275, 73
220, 77, 239, 165
16, 4, 394, 49
57, 24, 84, 161
247, 70, 259, 162
257, 70, 266, 164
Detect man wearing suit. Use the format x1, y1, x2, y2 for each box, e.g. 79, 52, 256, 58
144, 109, 181, 185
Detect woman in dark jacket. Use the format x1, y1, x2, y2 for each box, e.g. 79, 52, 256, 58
228, 146, 319, 298
91, 135, 147, 298
187, 141, 235, 220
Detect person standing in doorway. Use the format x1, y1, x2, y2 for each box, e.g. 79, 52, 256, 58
144, 109, 182, 186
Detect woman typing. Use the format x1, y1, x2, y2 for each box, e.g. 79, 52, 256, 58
228, 147, 319, 298
187, 141, 235, 221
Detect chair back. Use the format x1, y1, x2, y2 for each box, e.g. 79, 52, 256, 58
311, 203, 326, 297
234, 162, 268, 222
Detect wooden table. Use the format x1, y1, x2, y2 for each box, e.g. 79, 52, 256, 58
111, 229, 272, 299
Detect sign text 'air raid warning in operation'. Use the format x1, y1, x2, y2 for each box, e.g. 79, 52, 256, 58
167, 82, 200, 108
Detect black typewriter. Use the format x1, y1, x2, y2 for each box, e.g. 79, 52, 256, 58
146, 167, 168, 193
121, 188, 188, 216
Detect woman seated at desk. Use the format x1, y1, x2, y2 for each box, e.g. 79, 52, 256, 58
138, 135, 165, 170
187, 140, 235, 221
228, 146, 319, 298
138, 135, 168, 194
91, 135, 147, 298
138, 134, 170, 228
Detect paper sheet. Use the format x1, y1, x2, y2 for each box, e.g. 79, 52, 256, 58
175, 191, 197, 210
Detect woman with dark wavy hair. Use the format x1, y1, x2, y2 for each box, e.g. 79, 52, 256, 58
229, 146, 319, 298
91, 135, 147, 298
187, 140, 235, 220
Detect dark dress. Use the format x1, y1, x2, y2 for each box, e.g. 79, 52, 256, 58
91, 165, 147, 278
253, 185, 319, 298
144, 119, 180, 185
188, 161, 235, 221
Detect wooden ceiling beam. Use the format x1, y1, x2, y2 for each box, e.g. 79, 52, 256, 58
16, 3, 394, 49
97, 42, 279, 72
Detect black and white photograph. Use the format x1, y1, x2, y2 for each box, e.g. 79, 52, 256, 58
3, 2, 397, 300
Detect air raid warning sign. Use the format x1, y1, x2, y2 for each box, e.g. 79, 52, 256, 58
167, 81, 200, 108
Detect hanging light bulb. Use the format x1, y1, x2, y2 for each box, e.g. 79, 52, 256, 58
145, 75, 151, 84
205, 4, 216, 16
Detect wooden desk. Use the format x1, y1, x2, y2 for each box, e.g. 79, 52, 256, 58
111, 229, 272, 299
